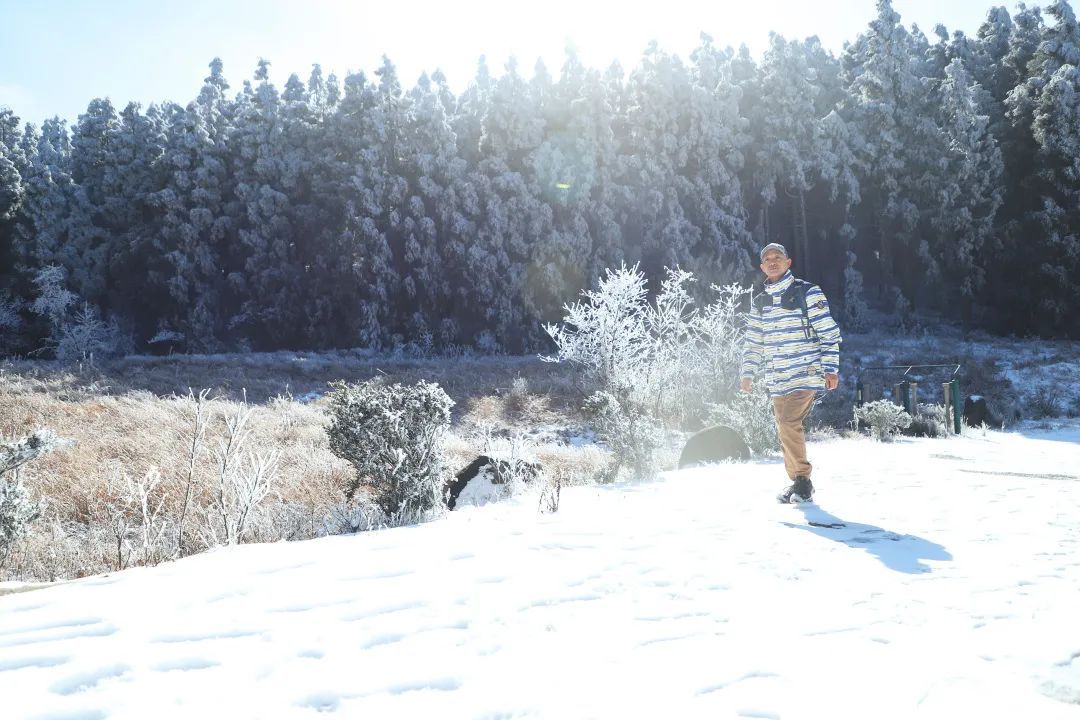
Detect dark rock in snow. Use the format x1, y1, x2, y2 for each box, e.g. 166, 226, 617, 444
446, 455, 542, 510
678, 425, 751, 469
963, 395, 998, 428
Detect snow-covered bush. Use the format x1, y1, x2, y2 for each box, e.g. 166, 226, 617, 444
0, 294, 21, 333
907, 403, 947, 438
544, 265, 750, 416
209, 402, 279, 546
0, 478, 41, 565
1, 430, 60, 564
707, 383, 779, 454
30, 266, 77, 329
842, 251, 869, 332
583, 390, 663, 482
326, 379, 453, 520
890, 288, 917, 334
54, 302, 127, 363
0, 294, 23, 355
854, 400, 912, 442
30, 267, 125, 363
689, 279, 755, 420
1028, 388, 1061, 419
544, 264, 751, 477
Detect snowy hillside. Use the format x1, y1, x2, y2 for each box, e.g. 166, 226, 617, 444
2, 425, 1079, 719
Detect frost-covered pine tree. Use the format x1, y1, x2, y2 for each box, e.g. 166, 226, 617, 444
620, 40, 752, 292
749, 34, 831, 279
975, 6, 1016, 103
925, 58, 1003, 320
104, 102, 169, 340
841, 0, 942, 306
0, 110, 28, 348
0, 120, 25, 306
467, 56, 552, 350
376, 59, 447, 350
1001, 0, 1080, 335
622, 45, 693, 279
330, 69, 400, 348
0, 136, 23, 223
528, 48, 630, 324
684, 35, 754, 282
152, 101, 228, 351
68, 98, 124, 306
229, 61, 304, 348
524, 49, 597, 323
395, 68, 469, 348
18, 118, 76, 273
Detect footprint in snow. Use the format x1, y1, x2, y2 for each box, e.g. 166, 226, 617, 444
152, 629, 260, 644
297, 691, 341, 712
49, 664, 130, 695
0, 617, 102, 638
342, 600, 425, 621
254, 561, 316, 575
269, 598, 352, 614
0, 655, 69, 672
151, 658, 221, 672
386, 676, 461, 694
361, 632, 405, 649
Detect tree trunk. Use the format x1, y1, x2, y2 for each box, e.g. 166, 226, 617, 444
797, 189, 810, 279
878, 220, 892, 301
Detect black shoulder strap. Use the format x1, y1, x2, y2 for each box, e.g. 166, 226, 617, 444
791, 280, 810, 321
789, 279, 816, 339
755, 279, 815, 332
752, 281, 770, 312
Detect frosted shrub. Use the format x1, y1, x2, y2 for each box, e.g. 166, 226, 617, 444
854, 400, 912, 442
689, 280, 754, 415
1, 430, 60, 564
890, 288, 917, 334
30, 267, 124, 363
30, 266, 76, 328
908, 403, 947, 438
210, 402, 279, 546
0, 295, 21, 333
0, 479, 40, 565
543, 264, 654, 400
55, 303, 125, 363
544, 264, 751, 476
583, 390, 663, 481
1028, 388, 1061, 419
842, 251, 869, 332
707, 383, 779, 454
326, 379, 453, 520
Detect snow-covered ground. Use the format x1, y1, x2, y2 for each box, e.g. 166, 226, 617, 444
2, 425, 1079, 720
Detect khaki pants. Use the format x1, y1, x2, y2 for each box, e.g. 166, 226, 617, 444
771, 390, 817, 480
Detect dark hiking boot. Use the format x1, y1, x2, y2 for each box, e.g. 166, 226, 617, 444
777, 475, 814, 504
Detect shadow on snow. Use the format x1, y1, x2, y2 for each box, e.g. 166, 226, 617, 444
781, 504, 952, 574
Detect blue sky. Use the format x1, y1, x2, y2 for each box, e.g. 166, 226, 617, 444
2, 0, 1009, 126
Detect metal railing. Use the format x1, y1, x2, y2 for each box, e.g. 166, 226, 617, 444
856, 364, 963, 434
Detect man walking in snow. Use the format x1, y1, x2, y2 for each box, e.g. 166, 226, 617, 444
740, 243, 842, 503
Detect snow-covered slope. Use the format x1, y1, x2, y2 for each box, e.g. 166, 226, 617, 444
2, 426, 1079, 719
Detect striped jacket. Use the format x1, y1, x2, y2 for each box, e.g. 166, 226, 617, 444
740, 271, 842, 398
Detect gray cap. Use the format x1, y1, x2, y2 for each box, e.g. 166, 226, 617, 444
759, 243, 788, 260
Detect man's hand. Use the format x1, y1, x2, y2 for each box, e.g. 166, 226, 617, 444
824, 372, 839, 391
739, 377, 753, 393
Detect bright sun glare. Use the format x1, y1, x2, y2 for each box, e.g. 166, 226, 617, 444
265, 0, 867, 91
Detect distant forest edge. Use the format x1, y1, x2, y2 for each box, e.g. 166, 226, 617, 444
1, 0, 1079, 358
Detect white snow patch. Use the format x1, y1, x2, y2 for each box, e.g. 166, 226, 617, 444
2, 425, 1080, 718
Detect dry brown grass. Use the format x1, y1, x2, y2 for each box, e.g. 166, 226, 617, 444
0, 352, 586, 409
0, 353, 599, 582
